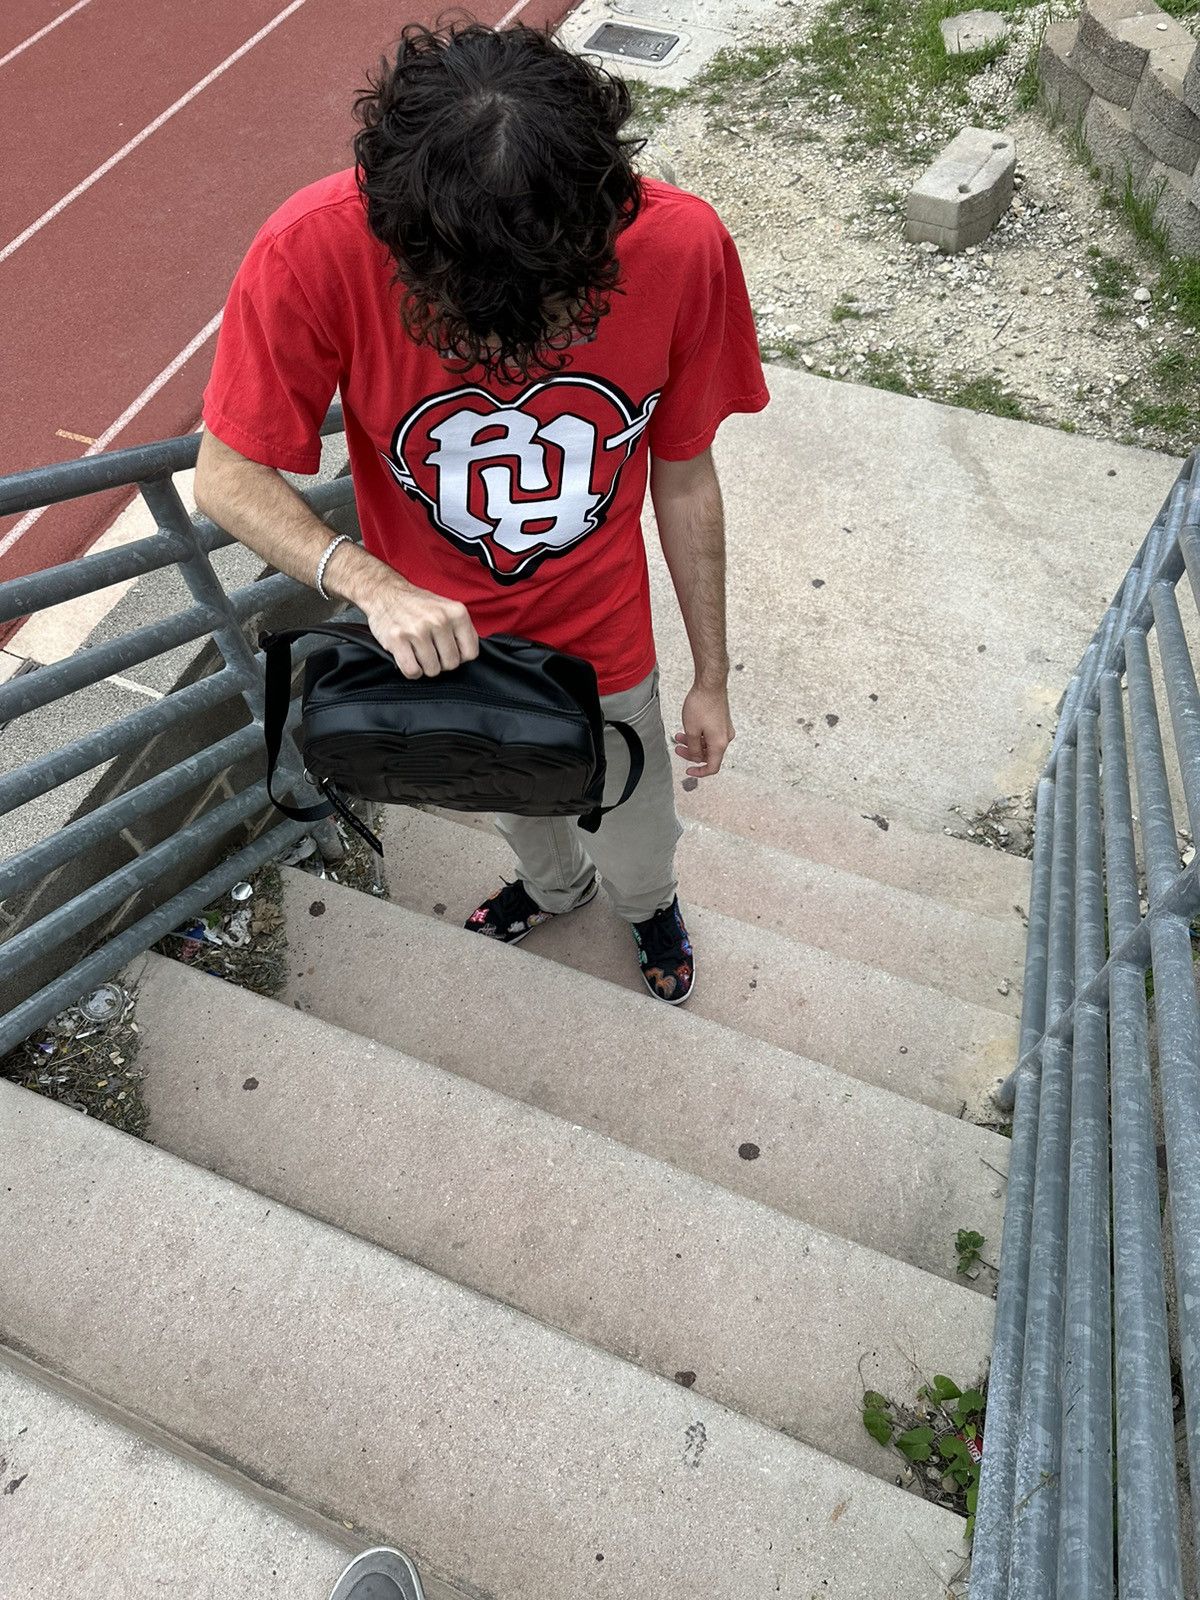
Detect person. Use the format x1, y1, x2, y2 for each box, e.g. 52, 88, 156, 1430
194, 21, 767, 1005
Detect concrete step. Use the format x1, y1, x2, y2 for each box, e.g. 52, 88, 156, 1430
142, 945, 1008, 1285
132, 956, 995, 1482
412, 806, 1024, 1016
673, 765, 1031, 924
0, 1355, 368, 1600
1, 1080, 971, 1600
329, 850, 1016, 1120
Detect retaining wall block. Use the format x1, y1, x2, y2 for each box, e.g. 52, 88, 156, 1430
905, 127, 1017, 253
1042, 20, 1094, 123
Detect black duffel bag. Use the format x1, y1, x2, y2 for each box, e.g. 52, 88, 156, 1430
259, 622, 644, 855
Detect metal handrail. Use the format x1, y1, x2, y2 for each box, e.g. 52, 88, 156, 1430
973, 451, 1200, 1599
0, 407, 353, 1057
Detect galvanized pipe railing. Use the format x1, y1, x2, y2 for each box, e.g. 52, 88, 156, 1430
0, 408, 354, 1057
972, 451, 1200, 1599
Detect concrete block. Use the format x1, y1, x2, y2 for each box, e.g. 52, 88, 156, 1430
940, 10, 1008, 55
1132, 35, 1200, 173
905, 127, 1016, 252
1073, 0, 1169, 108
1041, 20, 1094, 123
1083, 94, 1156, 190
1145, 159, 1200, 254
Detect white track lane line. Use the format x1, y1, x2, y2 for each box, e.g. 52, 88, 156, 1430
497, 0, 534, 26
0, 0, 96, 72
0, 309, 223, 560
0, 0, 308, 265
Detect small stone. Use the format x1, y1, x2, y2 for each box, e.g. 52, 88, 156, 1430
998, 979, 1011, 996
940, 9, 1008, 54
1133, 287, 1151, 303
1135, 315, 1150, 330
738, 1142, 761, 1161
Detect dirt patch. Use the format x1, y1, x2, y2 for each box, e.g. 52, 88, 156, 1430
0, 981, 147, 1135
635, 0, 1200, 453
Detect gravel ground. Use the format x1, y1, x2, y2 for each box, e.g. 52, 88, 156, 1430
639, 1, 1200, 454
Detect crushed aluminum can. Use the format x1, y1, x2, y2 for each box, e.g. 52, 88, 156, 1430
78, 981, 127, 1024
277, 835, 318, 868
231, 881, 254, 903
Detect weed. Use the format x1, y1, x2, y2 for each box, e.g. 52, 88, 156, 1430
1158, 256, 1200, 328
831, 296, 864, 322
1122, 170, 1172, 258
1016, 12, 1050, 111
862, 1375, 986, 1538
956, 1228, 987, 1274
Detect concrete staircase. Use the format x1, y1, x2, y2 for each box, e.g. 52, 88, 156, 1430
1, 770, 1027, 1600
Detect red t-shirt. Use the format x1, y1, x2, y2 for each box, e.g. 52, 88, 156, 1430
203, 169, 769, 693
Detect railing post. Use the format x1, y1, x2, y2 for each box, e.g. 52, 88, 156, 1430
1100, 668, 1184, 1600
1056, 710, 1112, 1600
971, 782, 1055, 1600
1009, 745, 1076, 1599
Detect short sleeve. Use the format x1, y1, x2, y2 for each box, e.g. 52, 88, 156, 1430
647, 216, 769, 462
202, 228, 340, 474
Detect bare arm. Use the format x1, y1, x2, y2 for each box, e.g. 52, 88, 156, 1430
649, 447, 735, 778
194, 430, 478, 678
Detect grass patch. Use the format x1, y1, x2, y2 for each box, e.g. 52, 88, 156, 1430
626, 79, 687, 135
942, 373, 1026, 420
857, 348, 924, 395
694, 0, 1039, 153
1090, 252, 1134, 302
1159, 255, 1200, 328
831, 296, 864, 322
1122, 170, 1172, 258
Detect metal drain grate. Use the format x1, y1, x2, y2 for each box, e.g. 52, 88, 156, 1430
583, 22, 680, 63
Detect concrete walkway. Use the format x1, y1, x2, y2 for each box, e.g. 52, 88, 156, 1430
648, 367, 1183, 827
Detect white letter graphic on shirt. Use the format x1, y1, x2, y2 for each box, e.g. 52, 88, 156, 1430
426, 409, 602, 554
384, 376, 661, 584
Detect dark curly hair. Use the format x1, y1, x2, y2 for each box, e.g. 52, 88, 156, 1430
353, 21, 644, 383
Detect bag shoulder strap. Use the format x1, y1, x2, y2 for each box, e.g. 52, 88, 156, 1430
578, 720, 645, 834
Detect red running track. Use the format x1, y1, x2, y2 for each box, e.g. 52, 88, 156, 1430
0, 0, 575, 608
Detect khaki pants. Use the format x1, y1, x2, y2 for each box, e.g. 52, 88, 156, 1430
494, 667, 683, 924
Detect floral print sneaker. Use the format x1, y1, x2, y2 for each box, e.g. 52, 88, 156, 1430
465, 877, 597, 945
632, 897, 695, 1004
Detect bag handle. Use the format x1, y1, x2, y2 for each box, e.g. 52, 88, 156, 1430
259, 625, 384, 855
579, 720, 645, 834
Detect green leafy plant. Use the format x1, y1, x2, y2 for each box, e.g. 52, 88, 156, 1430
955, 1228, 987, 1274
861, 1375, 986, 1538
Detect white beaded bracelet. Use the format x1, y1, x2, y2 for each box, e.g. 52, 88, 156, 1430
315, 534, 352, 601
